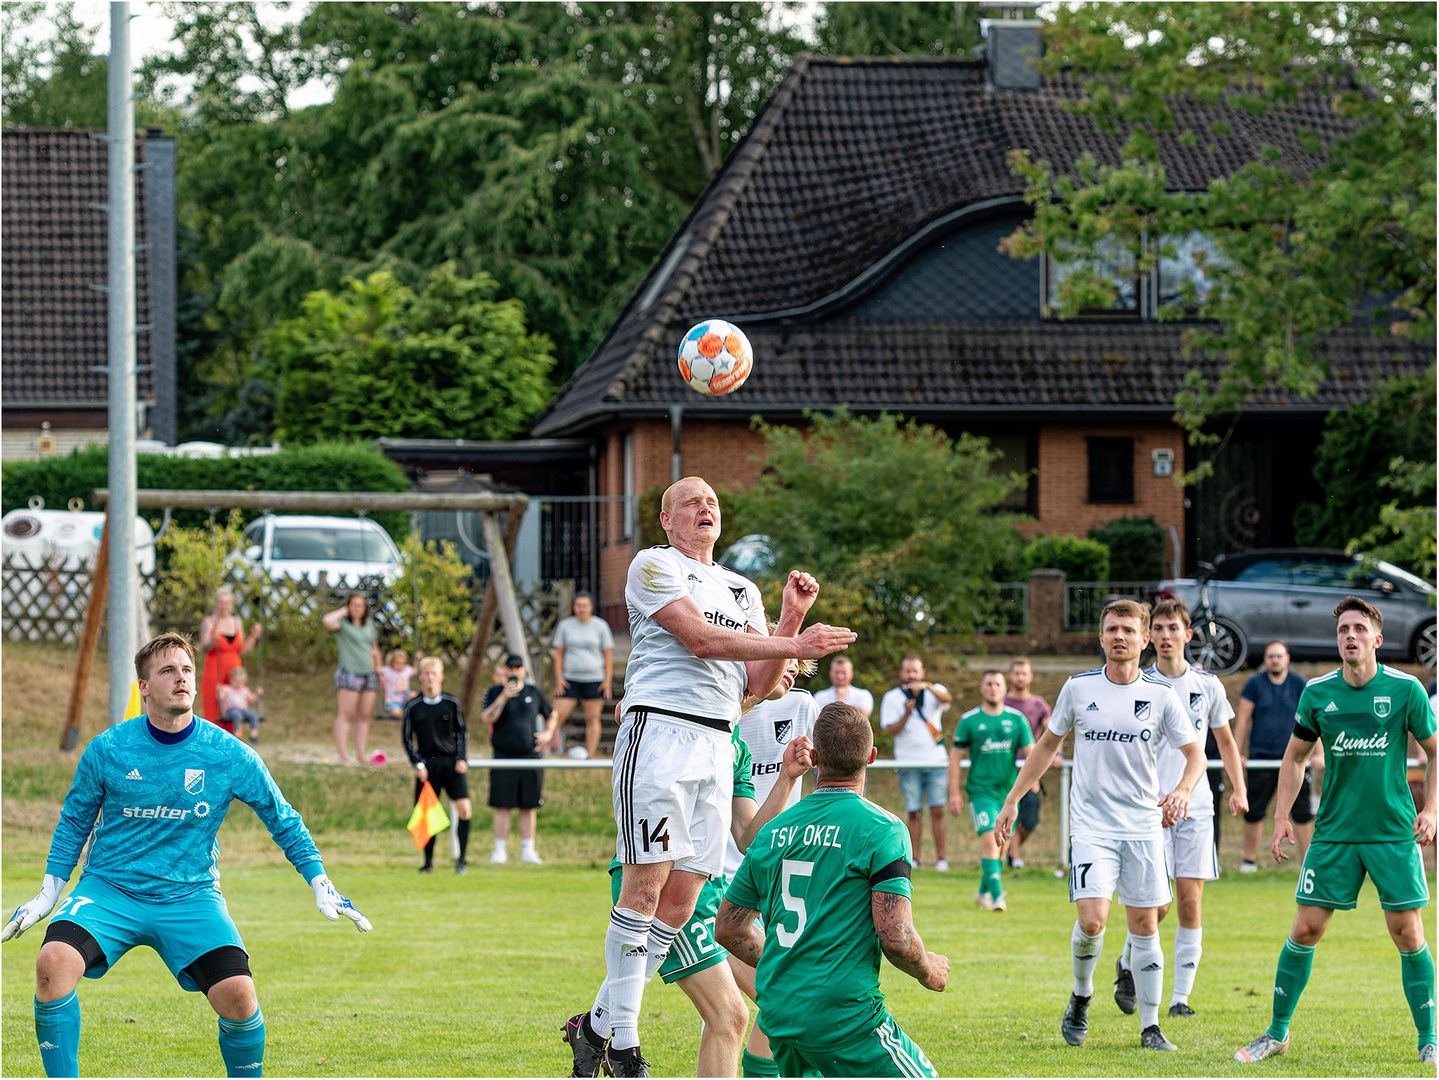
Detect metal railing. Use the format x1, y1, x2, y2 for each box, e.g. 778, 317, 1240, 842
1063, 581, 1160, 632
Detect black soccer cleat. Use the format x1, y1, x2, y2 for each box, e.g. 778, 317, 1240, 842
417, 864, 434, 874
1113, 957, 1136, 1014
604, 1044, 651, 1078
1061, 993, 1091, 1046
1168, 1001, 1196, 1018
455, 859, 468, 875
562, 1012, 609, 1078
1141, 1024, 1178, 1051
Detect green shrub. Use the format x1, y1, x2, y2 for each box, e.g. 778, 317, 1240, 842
1021, 534, 1110, 582
1, 443, 412, 538
1088, 516, 1166, 580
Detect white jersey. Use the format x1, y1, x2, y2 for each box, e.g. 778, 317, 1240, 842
879, 684, 951, 767
1145, 663, 1235, 818
623, 545, 766, 726
812, 685, 875, 717
1050, 667, 1196, 841
723, 689, 819, 876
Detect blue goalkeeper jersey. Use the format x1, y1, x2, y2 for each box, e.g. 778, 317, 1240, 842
46, 715, 325, 901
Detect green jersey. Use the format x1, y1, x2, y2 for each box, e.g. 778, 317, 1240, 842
952, 705, 1033, 803
609, 729, 753, 873
1292, 665, 1435, 844
725, 788, 913, 1050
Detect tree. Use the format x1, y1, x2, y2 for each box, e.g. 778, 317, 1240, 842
725, 411, 1024, 676
815, 2, 980, 58
264, 264, 555, 444
1000, 4, 1435, 443
1347, 458, 1436, 584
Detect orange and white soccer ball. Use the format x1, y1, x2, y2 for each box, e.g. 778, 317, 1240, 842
677, 320, 753, 396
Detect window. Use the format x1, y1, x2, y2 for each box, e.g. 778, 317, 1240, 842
1046, 237, 1138, 316
1233, 559, 1296, 585
1289, 556, 1359, 589
1087, 438, 1134, 504
1155, 231, 1224, 311
1044, 231, 1224, 320
622, 433, 635, 540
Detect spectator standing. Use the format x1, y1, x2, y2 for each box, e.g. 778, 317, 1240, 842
880, 656, 953, 871
551, 594, 615, 759
380, 650, 417, 719
217, 667, 263, 745
1003, 657, 1057, 870
321, 593, 382, 766
198, 588, 260, 735
812, 656, 875, 719
481, 654, 558, 865
402, 657, 472, 874
1235, 642, 1311, 871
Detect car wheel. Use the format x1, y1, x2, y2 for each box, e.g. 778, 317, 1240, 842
1414, 622, 1437, 669
1187, 615, 1248, 676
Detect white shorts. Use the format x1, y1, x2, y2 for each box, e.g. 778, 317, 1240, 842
1067, 835, 1173, 908
1165, 814, 1218, 881
612, 709, 733, 878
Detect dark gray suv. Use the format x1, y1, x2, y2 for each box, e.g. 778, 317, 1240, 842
1160, 549, 1436, 673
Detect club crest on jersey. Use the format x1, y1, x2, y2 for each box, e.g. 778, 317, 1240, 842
1134, 701, 1151, 721
1190, 692, 1204, 710
184, 769, 205, 795
729, 586, 751, 612
1374, 696, 1392, 718
774, 719, 792, 743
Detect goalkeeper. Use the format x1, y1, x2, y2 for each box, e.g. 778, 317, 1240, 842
3, 632, 372, 1078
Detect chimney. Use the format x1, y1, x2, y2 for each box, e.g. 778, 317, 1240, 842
979, 4, 1043, 90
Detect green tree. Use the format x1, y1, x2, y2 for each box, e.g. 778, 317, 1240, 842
1020, 535, 1110, 582
265, 264, 555, 444
815, 2, 980, 58
726, 411, 1024, 675
1000, 4, 1435, 443
1348, 458, 1437, 584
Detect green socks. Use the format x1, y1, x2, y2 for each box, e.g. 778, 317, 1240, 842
1400, 943, 1436, 1050
980, 858, 1003, 900
742, 1049, 780, 1077
1267, 937, 1314, 1041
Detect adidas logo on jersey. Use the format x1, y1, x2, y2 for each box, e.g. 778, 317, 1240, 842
126, 769, 143, 780
1086, 702, 1099, 711
1325, 701, 1339, 712
1141, 962, 1162, 972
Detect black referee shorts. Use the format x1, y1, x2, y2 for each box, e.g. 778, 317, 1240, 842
417, 759, 469, 803
489, 764, 544, 810
1244, 763, 1313, 824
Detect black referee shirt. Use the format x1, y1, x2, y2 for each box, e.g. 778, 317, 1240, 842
402, 693, 468, 767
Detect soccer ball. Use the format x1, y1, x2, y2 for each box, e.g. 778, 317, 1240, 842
677, 320, 753, 396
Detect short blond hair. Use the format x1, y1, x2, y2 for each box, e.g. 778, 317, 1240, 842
418, 656, 445, 676
661, 476, 712, 516
1101, 598, 1151, 634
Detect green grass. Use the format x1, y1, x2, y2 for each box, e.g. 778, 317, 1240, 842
3, 826, 1433, 1078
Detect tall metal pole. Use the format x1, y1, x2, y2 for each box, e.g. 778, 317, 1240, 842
107, 1, 138, 725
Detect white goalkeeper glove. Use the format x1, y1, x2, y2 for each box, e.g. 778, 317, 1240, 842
311, 874, 372, 932
2, 875, 67, 942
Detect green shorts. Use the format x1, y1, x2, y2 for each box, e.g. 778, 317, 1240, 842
609, 868, 728, 983
1295, 840, 1430, 911
968, 796, 1002, 836
769, 1014, 936, 1078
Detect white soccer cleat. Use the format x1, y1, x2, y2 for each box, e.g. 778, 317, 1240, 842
1235, 1032, 1289, 1063
974, 891, 995, 911
489, 849, 508, 864
520, 849, 544, 865
934, 859, 949, 873
992, 893, 1007, 912
1239, 861, 1258, 873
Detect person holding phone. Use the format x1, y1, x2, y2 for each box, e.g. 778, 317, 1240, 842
480, 654, 557, 865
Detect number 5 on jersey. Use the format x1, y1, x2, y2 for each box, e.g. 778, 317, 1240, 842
776, 858, 813, 947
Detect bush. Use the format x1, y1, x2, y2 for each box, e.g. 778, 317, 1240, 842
1, 442, 412, 538
1021, 534, 1110, 582
1088, 516, 1166, 580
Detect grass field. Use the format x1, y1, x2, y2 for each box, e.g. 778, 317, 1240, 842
3, 642, 1435, 1077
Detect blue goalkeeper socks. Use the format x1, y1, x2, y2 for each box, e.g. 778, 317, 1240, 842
218, 1007, 265, 1077
34, 991, 81, 1078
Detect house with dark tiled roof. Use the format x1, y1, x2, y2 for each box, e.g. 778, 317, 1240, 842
2, 128, 177, 459
530, 31, 1433, 625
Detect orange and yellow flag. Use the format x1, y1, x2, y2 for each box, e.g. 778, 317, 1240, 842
406, 781, 450, 849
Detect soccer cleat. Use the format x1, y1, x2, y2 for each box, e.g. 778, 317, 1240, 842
1419, 1043, 1435, 1065
934, 859, 950, 873
1168, 1001, 1196, 1018
1061, 993, 1091, 1046
490, 849, 507, 864
1113, 958, 1137, 1015
1140, 1025, 1177, 1051
562, 1012, 609, 1078
1234, 1032, 1289, 1063
604, 1045, 651, 1078
992, 893, 1007, 912
417, 865, 434, 874
455, 859, 468, 875
1239, 860, 1258, 873
974, 891, 995, 911
1010, 857, 1025, 870
520, 849, 544, 865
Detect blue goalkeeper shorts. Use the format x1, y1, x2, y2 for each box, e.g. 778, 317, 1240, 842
48, 874, 247, 992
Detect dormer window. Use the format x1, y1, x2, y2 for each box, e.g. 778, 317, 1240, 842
1044, 237, 1139, 318
1044, 231, 1223, 321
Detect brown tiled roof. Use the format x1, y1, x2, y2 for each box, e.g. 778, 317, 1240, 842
2, 129, 154, 406
533, 56, 1428, 436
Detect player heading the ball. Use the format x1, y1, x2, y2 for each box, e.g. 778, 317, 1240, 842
3, 632, 371, 1079
565, 476, 854, 1078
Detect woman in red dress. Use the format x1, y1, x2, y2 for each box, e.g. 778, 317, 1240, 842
197, 587, 261, 733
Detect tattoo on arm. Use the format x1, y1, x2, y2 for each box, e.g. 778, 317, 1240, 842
715, 900, 764, 969
871, 891, 928, 981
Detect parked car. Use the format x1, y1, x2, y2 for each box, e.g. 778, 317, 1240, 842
232, 514, 404, 589
1160, 549, 1436, 671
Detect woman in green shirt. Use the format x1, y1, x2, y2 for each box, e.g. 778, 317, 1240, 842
322, 592, 383, 765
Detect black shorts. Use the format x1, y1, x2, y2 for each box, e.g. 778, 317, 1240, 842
1017, 789, 1041, 833
418, 760, 469, 802
489, 766, 544, 810
560, 680, 605, 701
1244, 764, 1313, 824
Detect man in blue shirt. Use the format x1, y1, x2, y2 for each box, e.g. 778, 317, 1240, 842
2, 632, 372, 1078
1234, 641, 1311, 871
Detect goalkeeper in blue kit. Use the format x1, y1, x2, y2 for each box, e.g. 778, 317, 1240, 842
2, 633, 372, 1078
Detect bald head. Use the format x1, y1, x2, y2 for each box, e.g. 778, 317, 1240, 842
659, 477, 722, 559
